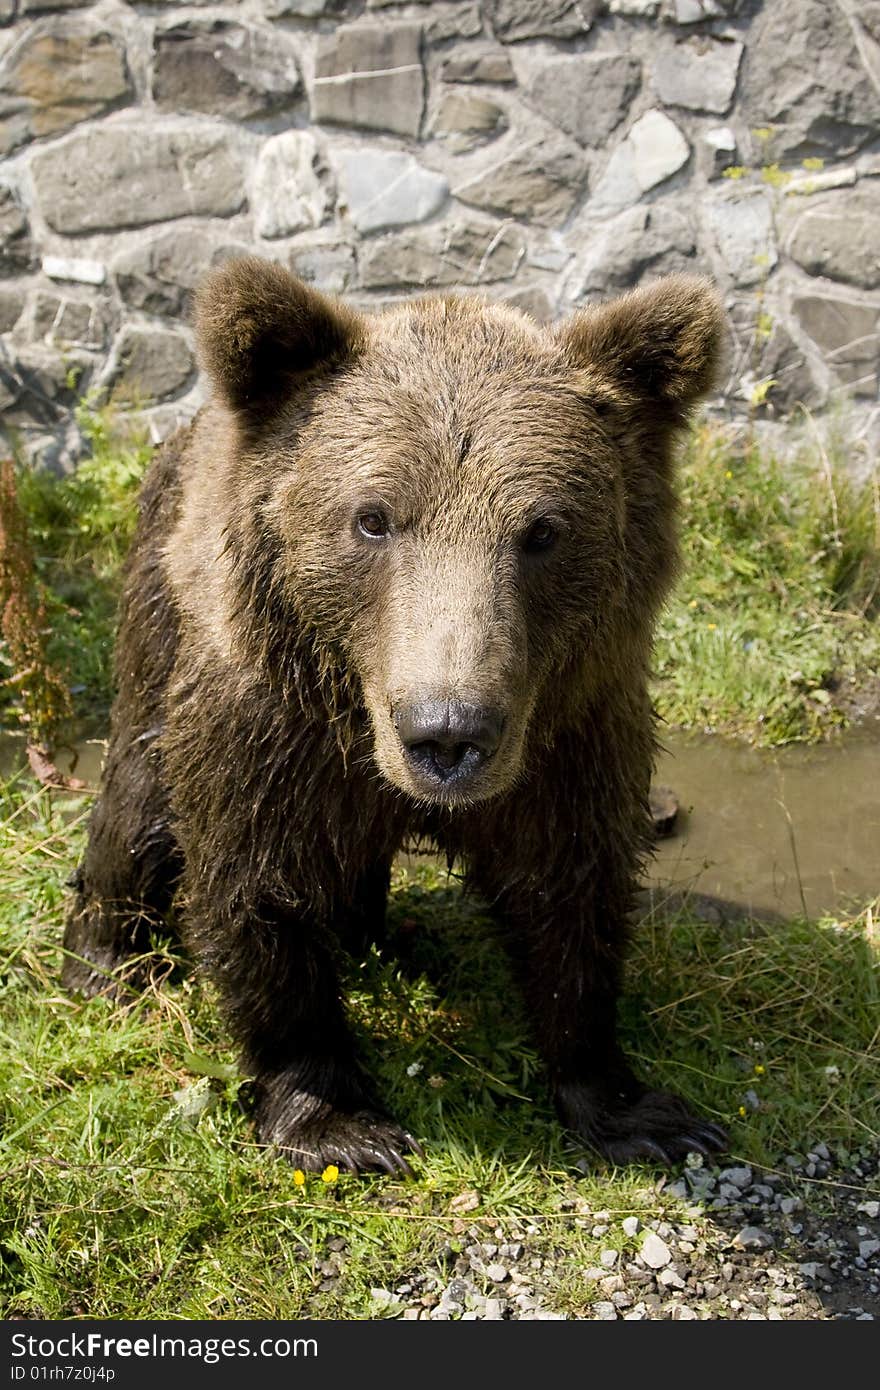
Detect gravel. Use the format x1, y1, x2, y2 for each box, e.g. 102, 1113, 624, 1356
352, 1144, 879, 1320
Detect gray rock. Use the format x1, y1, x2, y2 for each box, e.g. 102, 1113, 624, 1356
153, 20, 300, 120
453, 132, 586, 226
622, 1216, 641, 1238
488, 0, 600, 41
0, 286, 23, 333
113, 227, 250, 317
591, 109, 689, 213
440, 47, 514, 84
0, 23, 131, 156
42, 256, 105, 286
485, 1263, 508, 1281
652, 38, 743, 115
288, 234, 357, 294
30, 124, 246, 233
422, 4, 482, 43
566, 201, 696, 299
859, 1240, 880, 1259
640, 1232, 672, 1269
787, 186, 880, 291
740, 0, 880, 159
359, 215, 525, 289
592, 1300, 618, 1319
526, 53, 641, 148
430, 92, 507, 153
334, 148, 447, 233
252, 131, 331, 239
0, 184, 36, 276
31, 292, 109, 350
105, 327, 195, 405
700, 125, 738, 180
600, 1250, 619, 1268
702, 185, 776, 286
19, 1, 93, 12
264, 0, 332, 14
312, 23, 424, 139
718, 1165, 753, 1190
733, 1226, 774, 1250
793, 291, 878, 394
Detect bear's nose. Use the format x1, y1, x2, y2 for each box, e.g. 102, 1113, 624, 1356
393, 700, 504, 786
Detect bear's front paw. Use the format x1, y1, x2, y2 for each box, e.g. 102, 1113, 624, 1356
254, 1077, 421, 1175
557, 1077, 728, 1168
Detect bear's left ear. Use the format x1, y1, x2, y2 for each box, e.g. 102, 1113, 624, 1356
555, 275, 726, 417
195, 255, 365, 425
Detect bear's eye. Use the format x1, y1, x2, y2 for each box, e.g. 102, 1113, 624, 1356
356, 511, 391, 540
522, 518, 557, 553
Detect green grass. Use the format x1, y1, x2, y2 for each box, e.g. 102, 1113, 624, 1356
655, 420, 880, 745
2, 398, 152, 733
0, 780, 877, 1318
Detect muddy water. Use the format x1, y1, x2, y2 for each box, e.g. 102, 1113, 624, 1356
2, 730, 877, 921
650, 733, 879, 919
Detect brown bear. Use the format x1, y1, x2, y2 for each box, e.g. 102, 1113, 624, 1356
63, 256, 727, 1174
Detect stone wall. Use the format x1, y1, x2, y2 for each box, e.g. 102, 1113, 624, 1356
1, 0, 879, 469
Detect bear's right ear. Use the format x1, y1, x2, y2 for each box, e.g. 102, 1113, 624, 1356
195, 256, 364, 423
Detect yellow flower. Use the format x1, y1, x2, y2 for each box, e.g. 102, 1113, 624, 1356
707, 622, 717, 631
738, 1105, 747, 1118
725, 470, 733, 479
321, 1164, 339, 1184
688, 599, 698, 609
754, 1064, 765, 1076
293, 1169, 306, 1186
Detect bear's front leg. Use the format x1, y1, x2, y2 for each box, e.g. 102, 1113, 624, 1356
464, 721, 728, 1167
164, 683, 418, 1175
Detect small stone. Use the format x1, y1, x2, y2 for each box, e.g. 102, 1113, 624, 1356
42, 255, 105, 286
483, 1298, 505, 1319
659, 1267, 687, 1289
622, 1217, 641, 1239
672, 1304, 698, 1319
105, 326, 194, 405
651, 37, 743, 115
334, 148, 447, 233
485, 1263, 508, 1282
153, 20, 300, 119
591, 108, 689, 213
0, 24, 132, 156
359, 216, 525, 289
778, 1197, 801, 1216
526, 53, 641, 148
859, 1240, 880, 1260
369, 1284, 397, 1306
640, 1232, 672, 1269
857, 1202, 880, 1219
440, 47, 514, 84
453, 132, 586, 226
30, 124, 246, 233
733, 1226, 774, 1251
592, 1301, 618, 1320
600, 1250, 619, 1269
252, 131, 331, 240
0, 185, 35, 276
719, 1166, 753, 1190
702, 185, 776, 286
312, 22, 424, 139
430, 92, 507, 153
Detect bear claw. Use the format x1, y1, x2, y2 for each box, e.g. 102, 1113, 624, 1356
558, 1080, 729, 1169
260, 1102, 421, 1176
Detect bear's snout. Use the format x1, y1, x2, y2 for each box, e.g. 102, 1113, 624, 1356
393, 699, 504, 791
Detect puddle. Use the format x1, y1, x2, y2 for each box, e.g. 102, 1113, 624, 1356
650, 733, 879, 919
2, 729, 877, 922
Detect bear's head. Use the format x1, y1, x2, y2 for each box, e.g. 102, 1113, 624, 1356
195, 257, 725, 808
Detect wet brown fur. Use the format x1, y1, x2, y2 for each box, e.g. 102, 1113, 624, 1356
64, 258, 728, 1172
